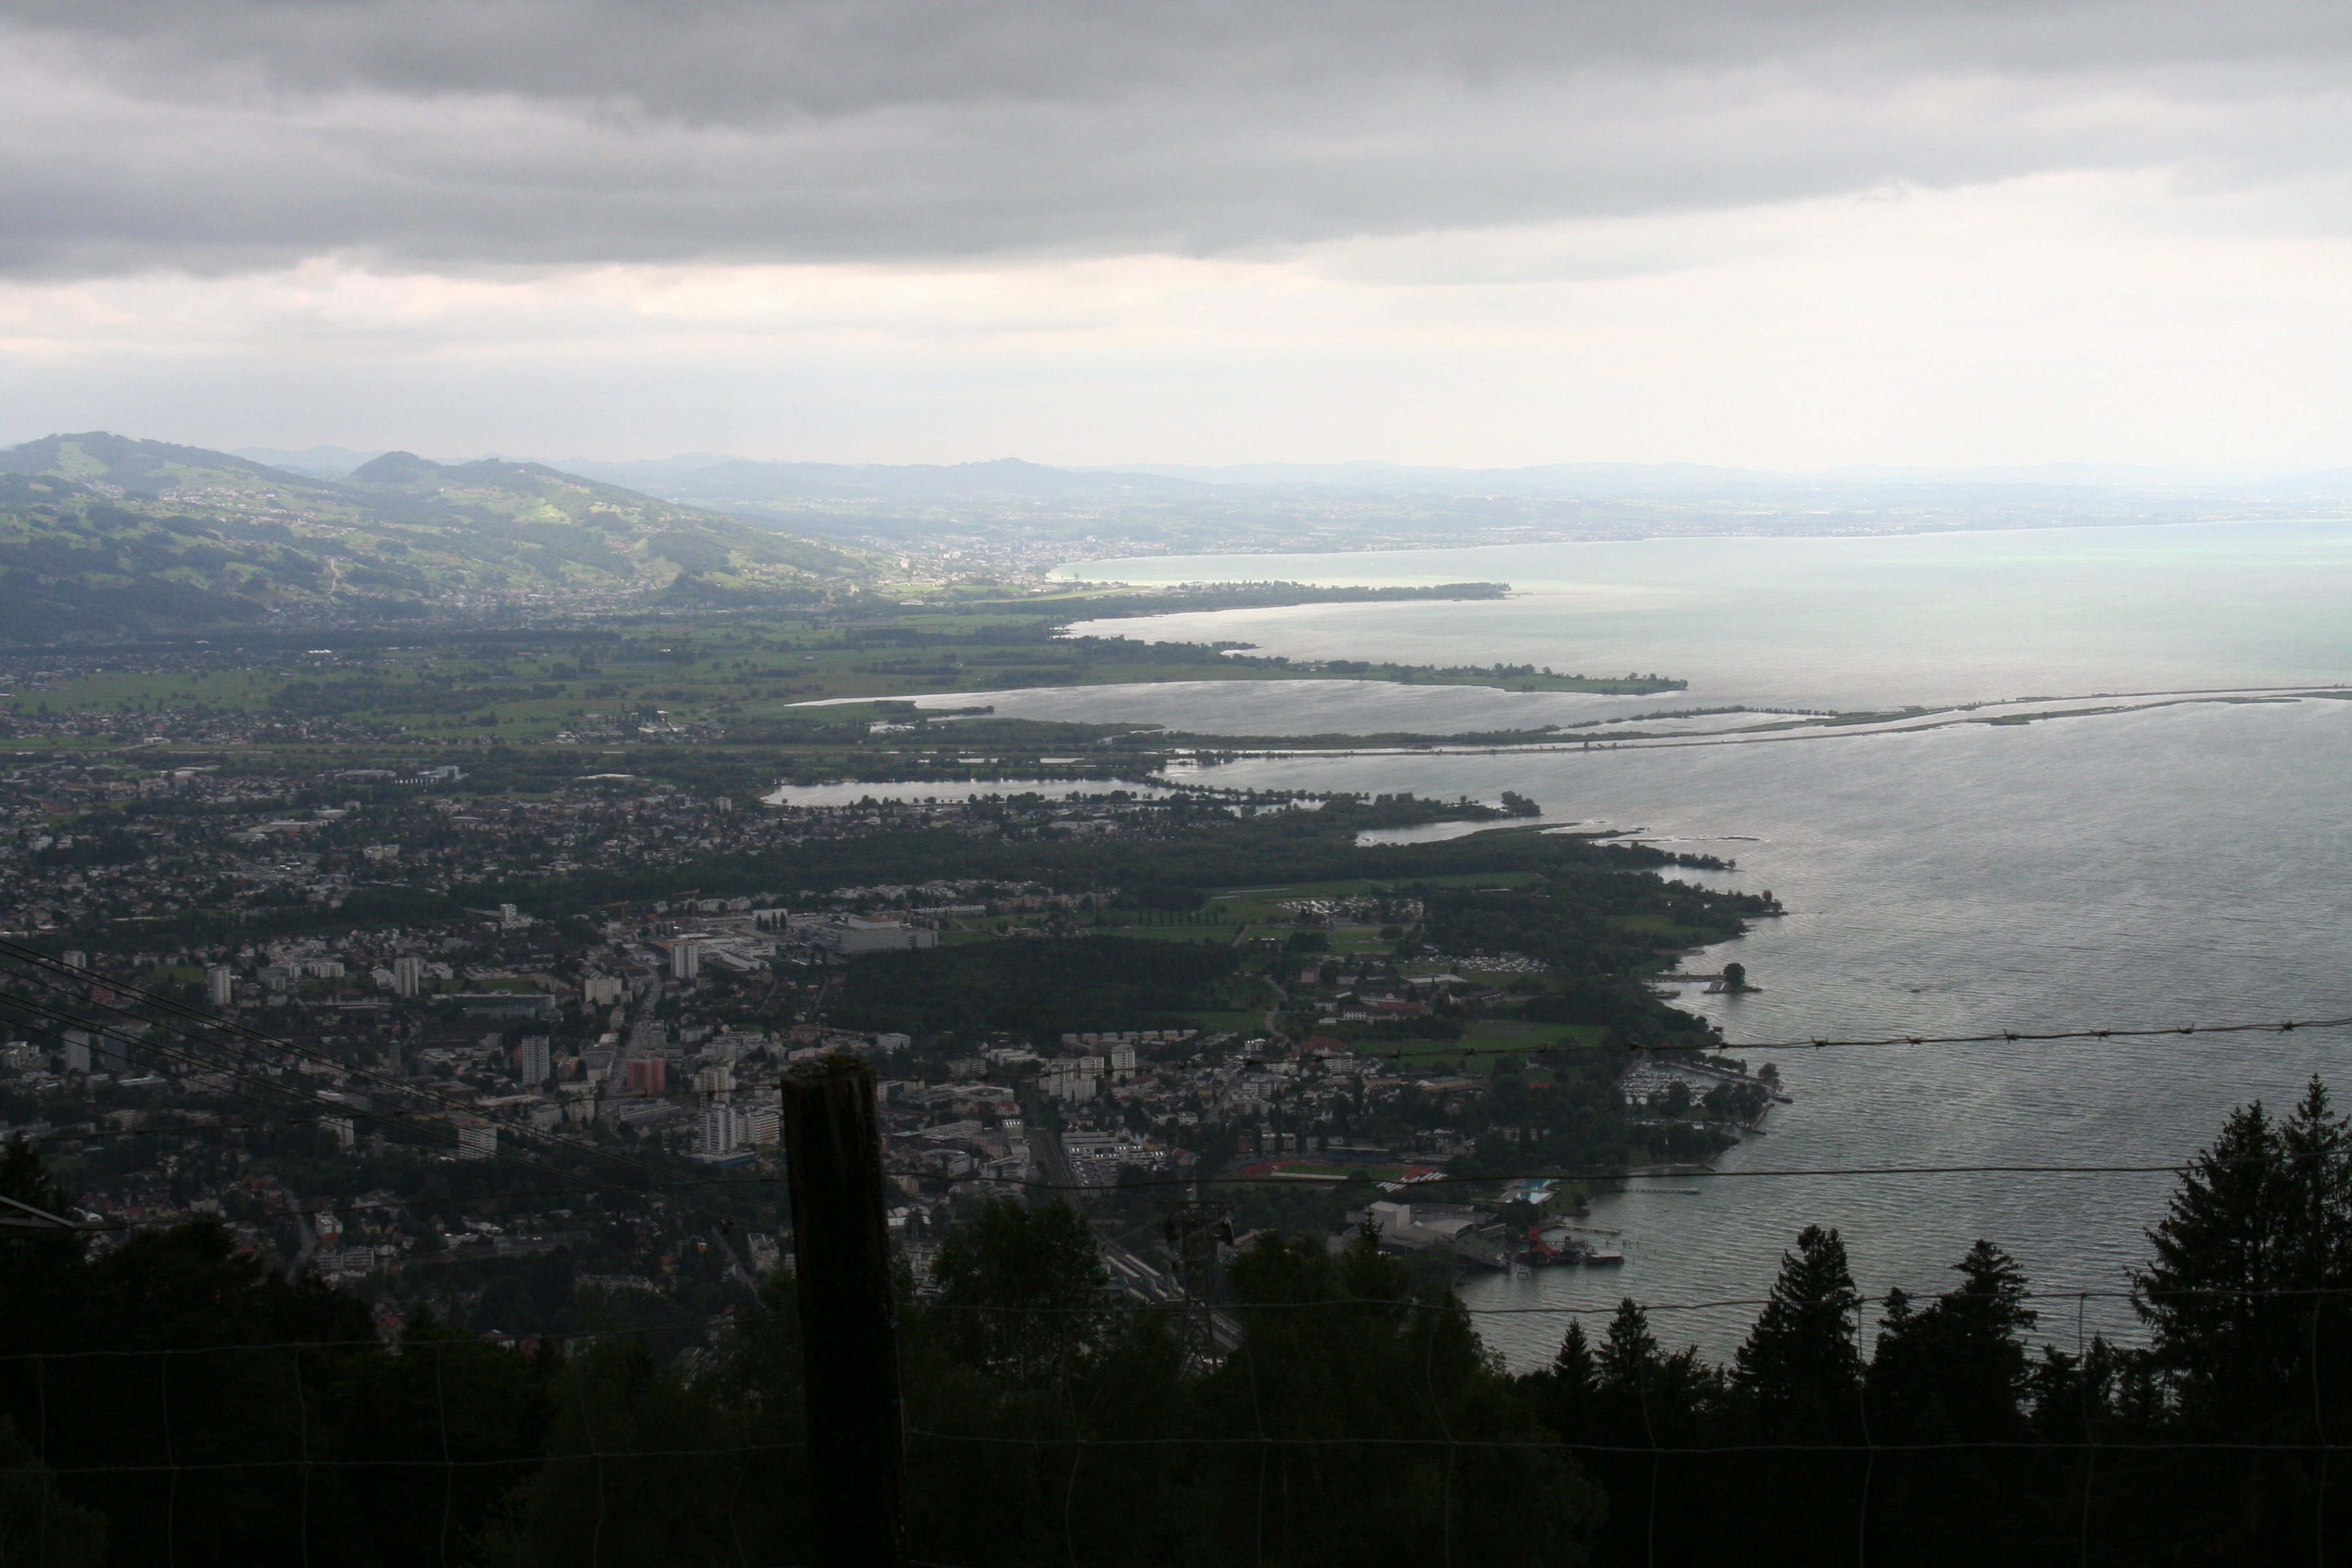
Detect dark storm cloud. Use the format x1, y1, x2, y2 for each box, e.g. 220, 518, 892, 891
1, 0, 2348, 276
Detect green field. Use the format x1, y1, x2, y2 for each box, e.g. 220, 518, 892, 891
1179, 1009, 1274, 1036
9, 586, 1687, 781
1361, 1023, 1609, 1076
1085, 924, 1236, 943
1205, 870, 1544, 927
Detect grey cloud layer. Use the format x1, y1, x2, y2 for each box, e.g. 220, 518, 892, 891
3, 0, 2349, 276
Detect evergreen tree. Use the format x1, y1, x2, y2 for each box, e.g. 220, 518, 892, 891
1517, 1316, 1602, 1469
1597, 1296, 1659, 1391
2135, 1085, 2352, 1418
1190, 1228, 1599, 1567
1861, 1241, 2039, 1565
1733, 1224, 1862, 1414
1540, 1318, 1601, 1423
1589, 1298, 1722, 1565
1727, 1227, 1865, 1566
1552, 1316, 1600, 1392
2118, 1078, 2352, 1563
1868, 1242, 2036, 1435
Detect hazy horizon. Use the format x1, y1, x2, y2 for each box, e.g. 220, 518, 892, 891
133, 442, 2352, 485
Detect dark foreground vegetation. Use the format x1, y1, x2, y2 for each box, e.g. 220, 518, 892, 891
7, 1079, 2352, 1567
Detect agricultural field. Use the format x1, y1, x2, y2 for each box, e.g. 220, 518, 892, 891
3, 592, 1688, 785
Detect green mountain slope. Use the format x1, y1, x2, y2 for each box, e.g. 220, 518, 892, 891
0, 432, 877, 641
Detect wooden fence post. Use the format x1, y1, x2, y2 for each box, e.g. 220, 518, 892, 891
783, 1055, 906, 1567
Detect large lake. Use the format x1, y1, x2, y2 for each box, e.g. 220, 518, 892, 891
1055, 519, 2352, 713
930, 522, 2352, 1365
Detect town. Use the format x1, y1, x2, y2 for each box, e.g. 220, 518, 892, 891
0, 743, 1784, 1343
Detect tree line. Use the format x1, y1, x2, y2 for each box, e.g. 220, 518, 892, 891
8, 1081, 2352, 1565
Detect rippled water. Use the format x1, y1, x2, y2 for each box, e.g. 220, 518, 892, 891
1056, 519, 2352, 712
924, 523, 2352, 1365
1204, 697, 2352, 1364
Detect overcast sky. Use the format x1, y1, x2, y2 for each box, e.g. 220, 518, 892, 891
3, 0, 2351, 468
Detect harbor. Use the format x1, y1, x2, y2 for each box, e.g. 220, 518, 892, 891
1350, 1187, 1632, 1274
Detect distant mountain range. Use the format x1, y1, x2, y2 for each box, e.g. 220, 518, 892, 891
1089, 459, 2313, 492
552, 455, 1215, 502
0, 433, 873, 642
230, 445, 2352, 501
534, 452, 2352, 557
205, 442, 2352, 575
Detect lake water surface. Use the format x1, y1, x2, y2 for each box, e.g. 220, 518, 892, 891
966, 523, 2352, 1364
1054, 519, 2352, 713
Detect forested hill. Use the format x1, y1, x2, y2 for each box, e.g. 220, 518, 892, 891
0, 432, 876, 641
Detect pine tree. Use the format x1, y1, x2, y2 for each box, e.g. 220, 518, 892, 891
1587, 1297, 1725, 1563
2138, 1093, 2317, 1415
2121, 1078, 2352, 1562
1733, 1224, 1862, 1414
1869, 1240, 2036, 1442
1551, 1317, 1599, 1396
1522, 1317, 1601, 1444
1865, 1242, 2038, 1567
1598, 1296, 1659, 1391
1725, 1227, 1865, 1564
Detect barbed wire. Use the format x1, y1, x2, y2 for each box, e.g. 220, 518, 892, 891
934, 1158, 2316, 1194
5, 1259, 2348, 1559
11, 943, 2351, 1254
927, 1012, 2352, 1090
912, 1284, 2352, 1316
15, 923, 2347, 1096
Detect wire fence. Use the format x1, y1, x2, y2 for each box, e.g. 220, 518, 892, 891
6, 1285, 2352, 1568
10, 956, 2352, 1561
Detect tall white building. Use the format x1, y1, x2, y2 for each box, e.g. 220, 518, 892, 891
455, 1121, 497, 1160
691, 1103, 744, 1160
204, 965, 235, 1007
670, 941, 701, 980
1041, 1059, 1100, 1102
515, 1035, 552, 1086
391, 955, 426, 998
